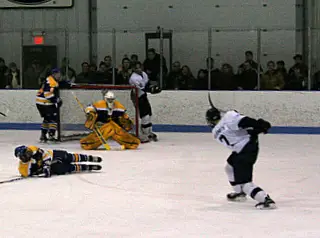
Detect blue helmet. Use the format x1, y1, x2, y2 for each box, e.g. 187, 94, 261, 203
14, 145, 27, 158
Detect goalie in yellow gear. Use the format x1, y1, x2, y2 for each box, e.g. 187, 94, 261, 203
80, 91, 140, 150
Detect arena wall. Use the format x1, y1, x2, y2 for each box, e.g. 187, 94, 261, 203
0, 90, 319, 134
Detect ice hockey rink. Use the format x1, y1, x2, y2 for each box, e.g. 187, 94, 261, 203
0, 130, 319, 238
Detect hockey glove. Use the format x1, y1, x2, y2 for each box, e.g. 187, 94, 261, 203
42, 161, 51, 178
118, 117, 134, 131
256, 119, 271, 134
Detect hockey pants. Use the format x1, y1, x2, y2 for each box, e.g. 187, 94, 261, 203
80, 120, 140, 150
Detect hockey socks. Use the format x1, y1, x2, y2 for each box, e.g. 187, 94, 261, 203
72, 164, 102, 173
72, 153, 102, 163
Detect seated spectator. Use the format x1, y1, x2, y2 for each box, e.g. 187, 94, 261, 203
179, 65, 194, 90
239, 51, 263, 72
89, 63, 97, 72
164, 61, 181, 90
196, 57, 220, 90
236, 61, 258, 90
193, 69, 208, 90
289, 54, 308, 78
5, 62, 21, 89
75, 62, 91, 84
215, 63, 236, 90
117, 57, 132, 85
94, 61, 112, 84
143, 48, 168, 84
285, 65, 307, 90
260, 61, 284, 90
0, 57, 8, 89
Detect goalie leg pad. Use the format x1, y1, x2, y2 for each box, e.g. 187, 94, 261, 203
80, 123, 115, 150
110, 121, 140, 149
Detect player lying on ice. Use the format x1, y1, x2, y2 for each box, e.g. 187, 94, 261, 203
14, 145, 102, 178
205, 94, 276, 210
80, 90, 140, 150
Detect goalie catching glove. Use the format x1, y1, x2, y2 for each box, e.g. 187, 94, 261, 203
85, 111, 98, 130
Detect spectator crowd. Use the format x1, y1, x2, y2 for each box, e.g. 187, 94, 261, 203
1, 49, 319, 90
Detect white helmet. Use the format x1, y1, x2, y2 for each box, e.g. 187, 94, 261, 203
104, 91, 115, 108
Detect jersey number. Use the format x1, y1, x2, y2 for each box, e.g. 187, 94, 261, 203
219, 135, 230, 146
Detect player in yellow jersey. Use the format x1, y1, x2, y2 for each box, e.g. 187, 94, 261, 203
14, 145, 102, 178
36, 68, 62, 143
80, 91, 140, 150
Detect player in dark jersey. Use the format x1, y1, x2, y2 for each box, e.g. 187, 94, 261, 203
36, 68, 62, 142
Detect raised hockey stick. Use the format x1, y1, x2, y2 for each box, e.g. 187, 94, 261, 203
72, 92, 124, 151
208, 92, 227, 113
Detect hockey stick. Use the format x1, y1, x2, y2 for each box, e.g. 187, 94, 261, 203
208, 92, 227, 113
72, 92, 124, 151
0, 177, 25, 185
0, 106, 9, 117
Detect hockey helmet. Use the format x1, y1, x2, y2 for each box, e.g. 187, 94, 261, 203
14, 145, 32, 163
104, 91, 115, 108
206, 107, 221, 128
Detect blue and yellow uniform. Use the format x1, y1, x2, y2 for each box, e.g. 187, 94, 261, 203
15, 145, 102, 178
36, 69, 61, 142
81, 97, 140, 150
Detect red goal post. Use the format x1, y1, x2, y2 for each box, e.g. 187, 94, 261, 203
58, 84, 139, 141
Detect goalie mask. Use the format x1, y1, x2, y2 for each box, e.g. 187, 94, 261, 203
104, 91, 115, 108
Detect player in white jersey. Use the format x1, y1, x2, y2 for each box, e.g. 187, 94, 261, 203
206, 95, 276, 209
129, 61, 158, 142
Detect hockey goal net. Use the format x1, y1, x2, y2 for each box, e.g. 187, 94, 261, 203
58, 84, 139, 141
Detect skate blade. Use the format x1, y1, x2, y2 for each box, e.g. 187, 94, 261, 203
256, 203, 277, 210
227, 196, 247, 202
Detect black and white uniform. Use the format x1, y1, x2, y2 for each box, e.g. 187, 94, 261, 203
129, 71, 153, 136
212, 110, 269, 203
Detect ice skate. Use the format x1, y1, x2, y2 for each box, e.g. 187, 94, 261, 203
227, 192, 247, 202
255, 195, 276, 210
39, 133, 48, 143
148, 132, 158, 142
88, 155, 102, 163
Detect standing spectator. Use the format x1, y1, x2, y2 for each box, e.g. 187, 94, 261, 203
0, 58, 8, 89
60, 57, 76, 82
130, 54, 139, 68
179, 65, 194, 90
117, 57, 132, 85
75, 62, 91, 84
23, 60, 43, 89
289, 54, 308, 77
5, 62, 21, 89
196, 57, 220, 90
236, 61, 258, 90
165, 61, 181, 90
103, 55, 117, 82
239, 51, 263, 72
143, 48, 168, 85
260, 61, 285, 90
215, 63, 236, 90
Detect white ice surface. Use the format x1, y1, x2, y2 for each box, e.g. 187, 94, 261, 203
0, 131, 320, 238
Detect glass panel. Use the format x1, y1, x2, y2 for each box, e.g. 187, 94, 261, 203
260, 28, 298, 90
211, 29, 258, 90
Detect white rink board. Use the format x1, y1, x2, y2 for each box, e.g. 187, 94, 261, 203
0, 90, 320, 127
